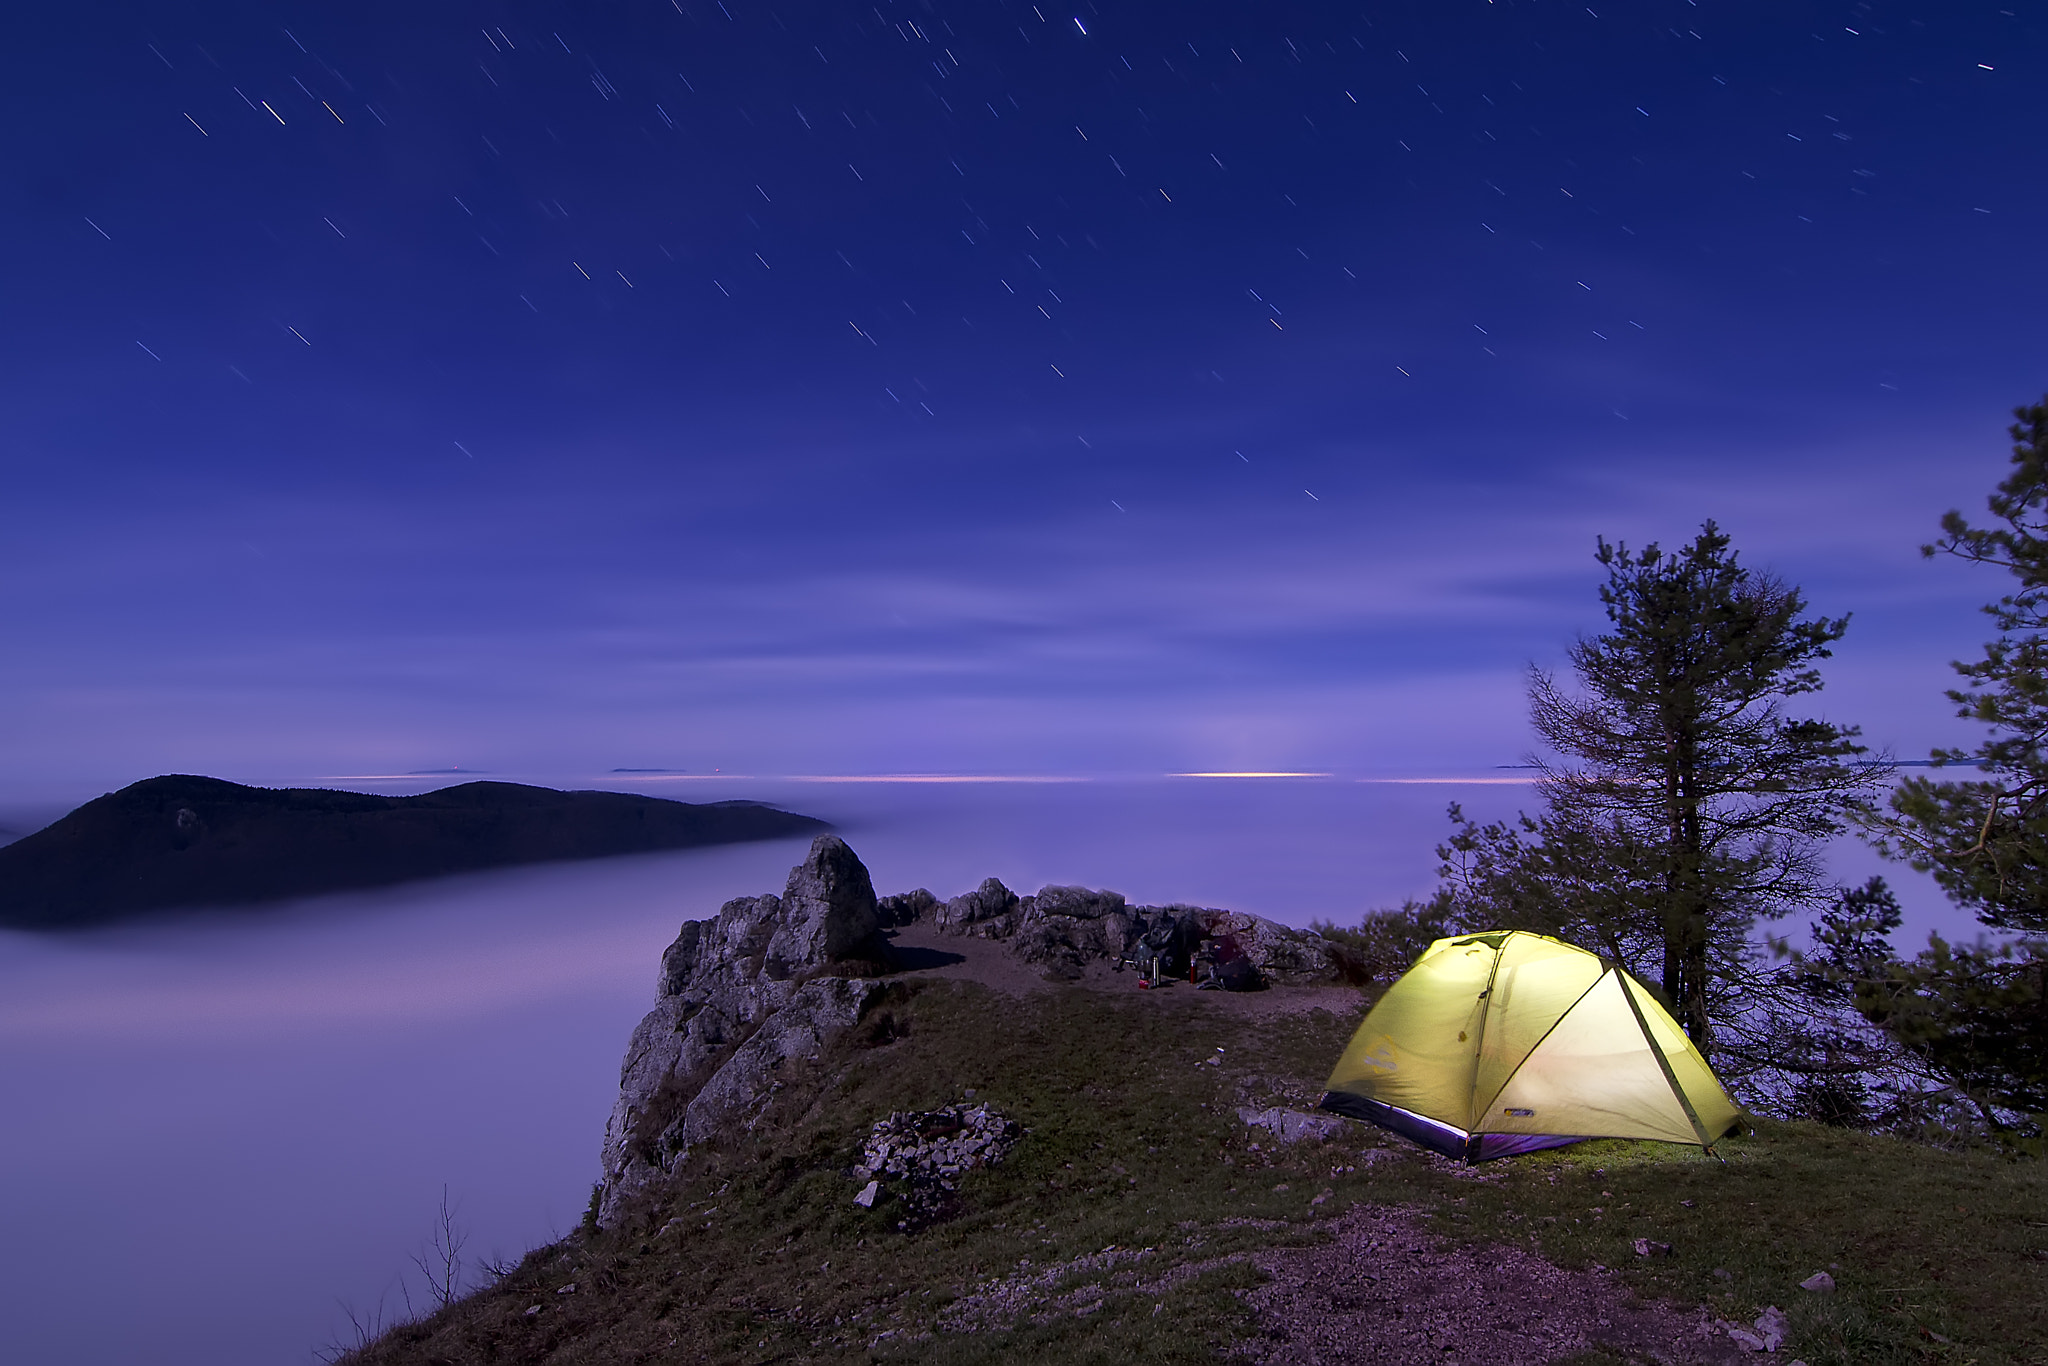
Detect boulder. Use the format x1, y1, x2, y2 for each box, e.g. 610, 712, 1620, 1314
1022, 885, 1127, 921
1189, 909, 1341, 987
935, 877, 1018, 935
764, 835, 879, 973
876, 887, 938, 927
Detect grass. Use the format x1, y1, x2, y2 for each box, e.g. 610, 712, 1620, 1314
344, 978, 2048, 1365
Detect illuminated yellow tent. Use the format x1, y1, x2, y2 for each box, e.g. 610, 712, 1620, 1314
1320, 930, 1741, 1163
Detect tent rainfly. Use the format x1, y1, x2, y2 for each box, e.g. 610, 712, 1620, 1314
1319, 930, 1741, 1163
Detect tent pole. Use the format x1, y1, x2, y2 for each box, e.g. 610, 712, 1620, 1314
1612, 967, 1715, 1151
1461, 938, 1511, 1163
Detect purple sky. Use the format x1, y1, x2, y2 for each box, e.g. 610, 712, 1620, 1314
2, 1, 2043, 793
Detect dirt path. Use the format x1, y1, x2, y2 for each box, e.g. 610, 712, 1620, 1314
1236, 1203, 1750, 1365
882, 932, 1746, 1362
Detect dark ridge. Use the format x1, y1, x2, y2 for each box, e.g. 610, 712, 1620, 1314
0, 775, 830, 930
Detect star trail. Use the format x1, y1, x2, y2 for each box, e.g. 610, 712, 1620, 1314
0, 1, 2042, 781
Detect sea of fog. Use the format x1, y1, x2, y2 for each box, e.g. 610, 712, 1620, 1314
0, 774, 1959, 1366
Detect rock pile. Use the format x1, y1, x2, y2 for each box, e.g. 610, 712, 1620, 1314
910, 877, 1341, 987
854, 1103, 1023, 1226
1725, 1305, 1789, 1353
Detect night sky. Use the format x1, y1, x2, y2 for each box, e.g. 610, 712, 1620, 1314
4, 1, 2044, 788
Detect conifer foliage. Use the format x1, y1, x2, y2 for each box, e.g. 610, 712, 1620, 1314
1438, 523, 1877, 1061
1842, 398, 2048, 1131
1880, 398, 2048, 932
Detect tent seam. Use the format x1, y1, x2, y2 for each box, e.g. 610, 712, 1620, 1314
1467, 967, 1612, 1129
1614, 968, 1714, 1148
1461, 933, 1513, 1135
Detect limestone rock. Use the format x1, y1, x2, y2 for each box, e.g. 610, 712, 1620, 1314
598, 840, 1347, 1226
877, 887, 937, 927
935, 877, 1019, 935
925, 878, 1341, 987
596, 836, 888, 1228
1192, 909, 1342, 987
1728, 1305, 1788, 1353
660, 976, 884, 1155
1011, 886, 1130, 980
765, 835, 879, 973
1238, 1106, 1346, 1144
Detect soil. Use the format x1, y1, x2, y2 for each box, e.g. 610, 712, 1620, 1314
1235, 1203, 1751, 1365
861, 927, 1764, 1363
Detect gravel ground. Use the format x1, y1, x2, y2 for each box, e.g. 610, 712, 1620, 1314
1236, 1204, 1751, 1365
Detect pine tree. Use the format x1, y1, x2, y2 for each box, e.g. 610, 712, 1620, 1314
1439, 522, 1877, 1060
1876, 398, 2048, 931
1841, 397, 2048, 1133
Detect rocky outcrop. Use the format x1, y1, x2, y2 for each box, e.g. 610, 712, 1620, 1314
597, 835, 885, 1227
597, 837, 1343, 1226
876, 887, 938, 927
934, 877, 1019, 934
669, 976, 883, 1152
907, 880, 1341, 988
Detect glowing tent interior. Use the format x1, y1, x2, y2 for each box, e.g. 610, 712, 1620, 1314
1319, 930, 1742, 1163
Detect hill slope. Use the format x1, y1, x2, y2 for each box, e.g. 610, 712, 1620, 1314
334, 841, 2047, 1366
0, 775, 828, 929
338, 973, 2047, 1366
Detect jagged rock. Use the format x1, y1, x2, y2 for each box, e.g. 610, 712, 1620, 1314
596, 836, 888, 1228
1024, 885, 1128, 920
1798, 1271, 1834, 1292
1209, 911, 1339, 986
658, 976, 884, 1155
927, 880, 1341, 987
935, 877, 1019, 935
1011, 885, 1130, 980
765, 835, 879, 972
877, 888, 937, 927
853, 1179, 880, 1208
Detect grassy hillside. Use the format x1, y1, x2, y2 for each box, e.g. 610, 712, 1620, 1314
341, 978, 2047, 1365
